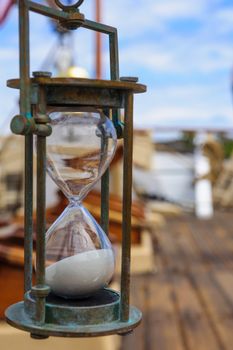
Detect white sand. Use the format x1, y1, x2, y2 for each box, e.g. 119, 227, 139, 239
45, 249, 115, 298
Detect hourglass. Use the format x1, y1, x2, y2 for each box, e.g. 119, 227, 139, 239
6, 0, 146, 339
45, 110, 117, 298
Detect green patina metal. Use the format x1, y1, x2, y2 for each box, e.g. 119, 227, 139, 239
6, 300, 142, 338
6, 0, 146, 338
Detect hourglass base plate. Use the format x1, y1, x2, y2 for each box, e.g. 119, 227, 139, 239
5, 289, 142, 338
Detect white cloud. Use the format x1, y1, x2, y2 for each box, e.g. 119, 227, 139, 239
134, 84, 233, 127
103, 0, 214, 39
151, 0, 207, 19
205, 7, 233, 35
118, 28, 233, 74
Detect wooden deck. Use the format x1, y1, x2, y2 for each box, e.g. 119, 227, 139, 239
122, 212, 233, 350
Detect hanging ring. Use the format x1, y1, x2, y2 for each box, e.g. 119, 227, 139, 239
55, 0, 84, 11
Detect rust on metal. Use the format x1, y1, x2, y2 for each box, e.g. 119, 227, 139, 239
120, 92, 134, 322
19, 0, 33, 296
33, 83, 50, 324
7, 77, 146, 93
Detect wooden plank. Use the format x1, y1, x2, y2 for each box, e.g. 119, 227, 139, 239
213, 270, 233, 306
184, 219, 224, 269
148, 274, 185, 350
157, 221, 185, 273
159, 218, 231, 350
173, 275, 220, 350
214, 215, 233, 269
122, 273, 185, 350
188, 219, 233, 270
166, 217, 233, 350
193, 271, 233, 350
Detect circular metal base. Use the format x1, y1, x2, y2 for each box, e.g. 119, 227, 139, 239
5, 290, 142, 337
25, 289, 121, 326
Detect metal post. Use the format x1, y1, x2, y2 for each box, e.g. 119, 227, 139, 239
100, 169, 109, 235
36, 130, 46, 284
100, 123, 109, 235
33, 134, 47, 324
31, 82, 50, 329
120, 92, 134, 321
100, 27, 120, 236
19, 0, 33, 295
109, 30, 121, 135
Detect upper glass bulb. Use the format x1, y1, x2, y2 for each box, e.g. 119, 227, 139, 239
46, 110, 117, 202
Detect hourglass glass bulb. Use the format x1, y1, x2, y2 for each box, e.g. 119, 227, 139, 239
44, 109, 117, 298
45, 203, 115, 298
46, 110, 117, 202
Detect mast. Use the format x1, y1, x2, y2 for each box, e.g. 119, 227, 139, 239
95, 0, 102, 78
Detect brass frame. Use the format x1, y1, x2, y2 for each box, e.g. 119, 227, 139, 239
5, 0, 146, 338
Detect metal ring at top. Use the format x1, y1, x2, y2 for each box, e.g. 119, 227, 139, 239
55, 0, 84, 10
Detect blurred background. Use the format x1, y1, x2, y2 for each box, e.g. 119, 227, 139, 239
0, 1, 233, 350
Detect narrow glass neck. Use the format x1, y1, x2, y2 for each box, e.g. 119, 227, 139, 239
68, 197, 82, 207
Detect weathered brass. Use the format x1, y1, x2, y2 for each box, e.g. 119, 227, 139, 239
5, 0, 146, 338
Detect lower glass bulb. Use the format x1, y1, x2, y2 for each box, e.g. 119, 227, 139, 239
45, 203, 115, 299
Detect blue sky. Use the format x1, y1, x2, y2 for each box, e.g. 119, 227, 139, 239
0, 0, 233, 133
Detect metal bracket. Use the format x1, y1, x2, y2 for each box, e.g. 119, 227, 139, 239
10, 115, 52, 137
